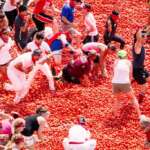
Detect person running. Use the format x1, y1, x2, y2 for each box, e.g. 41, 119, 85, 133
4, 49, 43, 104
57, 50, 97, 84
32, 0, 59, 31
82, 3, 99, 44
104, 10, 125, 49
112, 50, 141, 118
63, 116, 96, 150
21, 107, 49, 150
132, 27, 150, 102
25, 32, 56, 93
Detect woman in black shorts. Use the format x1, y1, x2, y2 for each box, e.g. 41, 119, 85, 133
132, 27, 150, 102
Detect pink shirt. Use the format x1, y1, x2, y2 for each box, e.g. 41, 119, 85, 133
0, 119, 12, 135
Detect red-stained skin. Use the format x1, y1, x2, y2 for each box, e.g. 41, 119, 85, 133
0, 0, 149, 149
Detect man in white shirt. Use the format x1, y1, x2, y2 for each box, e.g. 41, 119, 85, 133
0, 29, 17, 81
63, 117, 96, 150
82, 3, 99, 44
4, 50, 43, 104
25, 32, 55, 93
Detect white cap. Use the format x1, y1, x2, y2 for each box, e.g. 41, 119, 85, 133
44, 27, 54, 39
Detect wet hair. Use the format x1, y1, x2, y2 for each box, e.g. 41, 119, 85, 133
36, 107, 48, 115
11, 112, 20, 119
32, 49, 42, 57
0, 13, 5, 19
108, 44, 116, 51
18, 5, 27, 12
12, 118, 25, 134
112, 10, 119, 16
74, 0, 82, 2
83, 3, 92, 11
78, 116, 86, 125
35, 32, 44, 40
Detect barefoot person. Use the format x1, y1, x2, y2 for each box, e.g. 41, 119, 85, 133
112, 50, 141, 118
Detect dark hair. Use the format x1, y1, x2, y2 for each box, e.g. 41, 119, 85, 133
74, 0, 82, 2
108, 44, 116, 51
35, 32, 44, 40
11, 112, 20, 119
0, 13, 5, 19
84, 3, 91, 11
78, 116, 86, 125
32, 49, 42, 57
36, 107, 48, 115
19, 5, 27, 12
112, 10, 119, 16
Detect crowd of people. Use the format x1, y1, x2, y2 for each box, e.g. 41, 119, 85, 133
0, 0, 150, 149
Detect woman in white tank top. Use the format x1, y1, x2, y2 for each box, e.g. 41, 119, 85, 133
112, 50, 141, 119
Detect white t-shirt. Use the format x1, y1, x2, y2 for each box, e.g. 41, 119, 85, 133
9, 52, 34, 70
84, 12, 98, 36
68, 125, 90, 142
112, 59, 131, 84
26, 41, 51, 56
3, 0, 20, 12
0, 37, 14, 65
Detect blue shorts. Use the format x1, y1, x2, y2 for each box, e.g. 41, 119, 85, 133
50, 39, 63, 52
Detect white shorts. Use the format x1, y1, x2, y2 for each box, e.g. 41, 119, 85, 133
24, 135, 36, 147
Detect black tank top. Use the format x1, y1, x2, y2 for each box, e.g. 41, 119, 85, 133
21, 114, 40, 136
105, 16, 117, 35
132, 33, 145, 69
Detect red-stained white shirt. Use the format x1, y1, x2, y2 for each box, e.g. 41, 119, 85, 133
0, 37, 14, 65
26, 41, 51, 56
9, 52, 34, 70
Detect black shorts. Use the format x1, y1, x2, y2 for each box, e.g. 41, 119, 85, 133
133, 68, 149, 85
83, 34, 99, 44
32, 13, 53, 31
